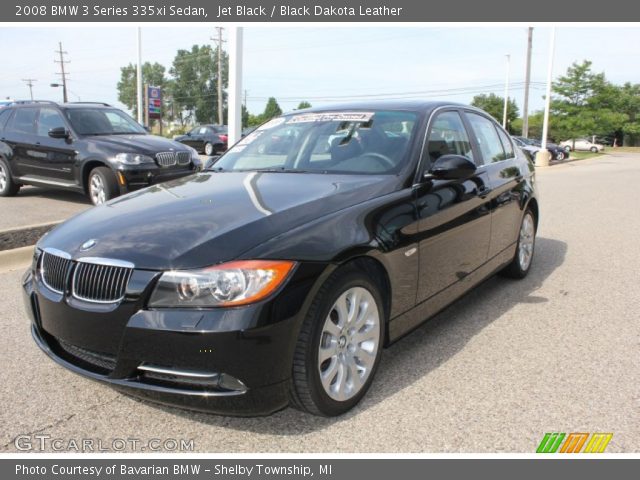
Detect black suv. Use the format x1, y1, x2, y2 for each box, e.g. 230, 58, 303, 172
0, 102, 200, 205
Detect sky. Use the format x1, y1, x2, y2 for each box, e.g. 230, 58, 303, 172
0, 26, 638, 119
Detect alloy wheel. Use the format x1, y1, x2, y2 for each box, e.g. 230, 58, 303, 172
0, 164, 6, 192
89, 173, 106, 205
205, 143, 214, 156
318, 286, 381, 402
518, 212, 535, 271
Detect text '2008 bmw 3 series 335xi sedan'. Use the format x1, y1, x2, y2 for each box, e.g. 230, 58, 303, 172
23, 101, 538, 417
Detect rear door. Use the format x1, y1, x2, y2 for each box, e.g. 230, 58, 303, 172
463, 111, 524, 258
414, 109, 492, 303
3, 107, 39, 177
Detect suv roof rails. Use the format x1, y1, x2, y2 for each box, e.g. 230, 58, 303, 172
11, 100, 57, 105
66, 101, 111, 107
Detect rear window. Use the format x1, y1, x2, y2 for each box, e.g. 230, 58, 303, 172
8, 108, 37, 135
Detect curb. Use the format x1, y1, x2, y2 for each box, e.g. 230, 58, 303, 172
0, 245, 34, 274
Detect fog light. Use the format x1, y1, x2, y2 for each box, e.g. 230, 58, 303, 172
218, 373, 247, 392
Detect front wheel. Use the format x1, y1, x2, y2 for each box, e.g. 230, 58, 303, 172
590, 146, 598, 153
500, 209, 536, 279
204, 142, 214, 156
88, 167, 118, 205
290, 266, 385, 416
555, 151, 565, 161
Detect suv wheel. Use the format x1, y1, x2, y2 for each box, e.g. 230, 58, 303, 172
290, 265, 385, 416
0, 158, 20, 197
204, 142, 214, 156
88, 167, 118, 205
590, 146, 598, 153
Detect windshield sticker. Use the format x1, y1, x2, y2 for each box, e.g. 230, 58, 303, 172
286, 112, 375, 124
257, 117, 286, 130
236, 130, 265, 147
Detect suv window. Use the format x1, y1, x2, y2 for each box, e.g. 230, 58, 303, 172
0, 108, 11, 130
466, 112, 507, 163
8, 107, 37, 135
37, 108, 66, 137
425, 111, 474, 164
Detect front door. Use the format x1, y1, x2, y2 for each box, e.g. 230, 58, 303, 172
415, 109, 492, 303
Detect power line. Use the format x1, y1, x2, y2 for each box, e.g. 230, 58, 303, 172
21, 78, 37, 100
54, 41, 70, 103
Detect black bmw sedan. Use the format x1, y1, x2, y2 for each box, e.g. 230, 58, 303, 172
23, 101, 538, 417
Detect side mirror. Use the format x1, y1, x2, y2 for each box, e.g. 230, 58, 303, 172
186, 132, 191, 136
426, 154, 476, 180
48, 127, 70, 139
143, 125, 151, 133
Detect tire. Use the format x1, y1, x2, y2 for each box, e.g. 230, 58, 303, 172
0, 157, 20, 197
555, 151, 565, 161
87, 167, 118, 205
289, 265, 386, 416
564, 145, 572, 152
204, 142, 214, 156
590, 146, 598, 153
500, 209, 536, 279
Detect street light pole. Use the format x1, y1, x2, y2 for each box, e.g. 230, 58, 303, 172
136, 27, 143, 124
228, 27, 243, 147
522, 27, 533, 138
502, 54, 511, 129
536, 27, 557, 168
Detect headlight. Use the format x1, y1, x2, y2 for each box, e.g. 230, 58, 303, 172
148, 260, 296, 308
115, 153, 155, 165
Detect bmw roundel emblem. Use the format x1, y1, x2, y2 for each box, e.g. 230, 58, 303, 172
80, 239, 97, 251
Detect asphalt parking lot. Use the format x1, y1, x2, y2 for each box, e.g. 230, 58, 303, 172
1, 153, 639, 453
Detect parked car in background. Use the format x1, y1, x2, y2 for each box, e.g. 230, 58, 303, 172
512, 136, 539, 162
559, 138, 604, 152
174, 124, 228, 156
513, 136, 568, 161
0, 101, 200, 205
25, 101, 538, 416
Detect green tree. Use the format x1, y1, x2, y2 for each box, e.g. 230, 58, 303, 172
117, 62, 166, 120
169, 45, 228, 125
471, 93, 519, 132
262, 97, 282, 121
297, 101, 312, 110
550, 60, 626, 144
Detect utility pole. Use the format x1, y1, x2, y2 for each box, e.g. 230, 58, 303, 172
522, 27, 534, 138
21, 79, 37, 100
212, 27, 226, 125
54, 42, 69, 103
243, 89, 247, 108
502, 54, 511, 129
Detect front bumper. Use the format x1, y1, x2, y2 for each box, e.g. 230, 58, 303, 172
117, 163, 199, 193
21, 267, 312, 416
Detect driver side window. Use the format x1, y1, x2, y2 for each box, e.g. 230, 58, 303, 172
425, 111, 474, 168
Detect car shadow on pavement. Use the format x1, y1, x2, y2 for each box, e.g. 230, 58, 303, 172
17, 187, 91, 204
138, 237, 567, 435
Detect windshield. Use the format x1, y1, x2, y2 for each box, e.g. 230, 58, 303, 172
65, 108, 147, 135
212, 110, 418, 174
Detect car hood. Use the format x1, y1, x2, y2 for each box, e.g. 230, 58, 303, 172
85, 134, 189, 154
39, 172, 397, 269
